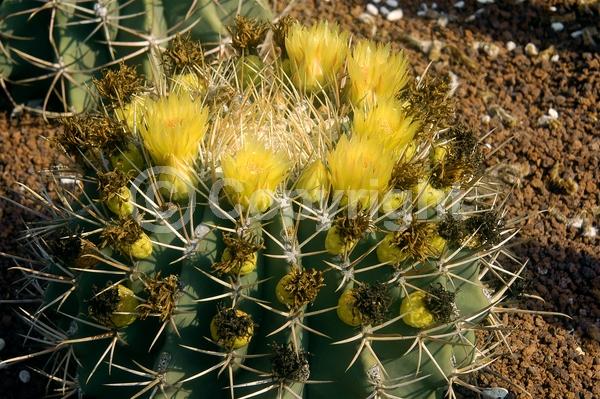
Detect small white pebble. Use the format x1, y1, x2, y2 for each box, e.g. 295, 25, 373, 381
454, 1, 465, 8
583, 225, 597, 238
570, 217, 584, 229
549, 6, 557, 12
380, 6, 390, 16
551, 54, 560, 62
358, 12, 376, 24
481, 388, 509, 399
437, 15, 448, 27
448, 71, 459, 96
386, 0, 398, 7
0, 337, 5, 352
366, 3, 379, 15
536, 115, 552, 126
477, 0, 495, 4
482, 43, 500, 59
525, 42, 538, 56
548, 108, 559, 119
386, 8, 403, 21
481, 114, 491, 124
19, 370, 31, 383
571, 30, 583, 38
506, 41, 517, 51
551, 22, 564, 32
60, 177, 79, 185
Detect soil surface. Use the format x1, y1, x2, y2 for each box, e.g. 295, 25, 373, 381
1, 1, 598, 398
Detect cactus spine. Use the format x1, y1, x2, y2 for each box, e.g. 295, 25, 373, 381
0, 0, 271, 115
1, 18, 527, 399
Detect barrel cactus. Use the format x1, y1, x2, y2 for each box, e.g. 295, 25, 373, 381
0, 19, 526, 399
0, 0, 271, 115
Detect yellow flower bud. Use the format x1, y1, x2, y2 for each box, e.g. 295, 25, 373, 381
170, 72, 206, 96
123, 232, 153, 260
296, 160, 329, 202
110, 285, 140, 328
337, 289, 362, 327
275, 268, 324, 309
236, 55, 264, 89
376, 233, 409, 265
381, 191, 408, 214
432, 145, 449, 165
105, 186, 134, 217
430, 235, 447, 257
221, 248, 257, 276
110, 142, 144, 174
412, 181, 448, 209
325, 225, 357, 255
275, 273, 295, 306
347, 39, 410, 107
157, 168, 196, 203
210, 309, 254, 349
400, 291, 435, 329
285, 21, 349, 92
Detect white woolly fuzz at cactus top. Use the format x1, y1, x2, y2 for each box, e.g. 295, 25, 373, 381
1, 17, 529, 399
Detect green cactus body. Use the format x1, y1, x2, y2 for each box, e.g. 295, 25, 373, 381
2, 21, 526, 399
0, 0, 271, 113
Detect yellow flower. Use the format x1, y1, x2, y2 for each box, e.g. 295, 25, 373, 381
221, 140, 290, 213
170, 72, 207, 96
285, 21, 349, 92
353, 100, 420, 157
347, 39, 410, 107
400, 291, 435, 329
295, 160, 329, 202
139, 94, 209, 167
327, 135, 395, 209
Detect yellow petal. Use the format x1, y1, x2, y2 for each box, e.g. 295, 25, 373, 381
285, 21, 349, 92
347, 39, 410, 107
221, 140, 289, 213
328, 135, 395, 209
139, 94, 209, 167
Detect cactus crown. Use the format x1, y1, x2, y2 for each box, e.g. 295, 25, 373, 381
1, 18, 528, 399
